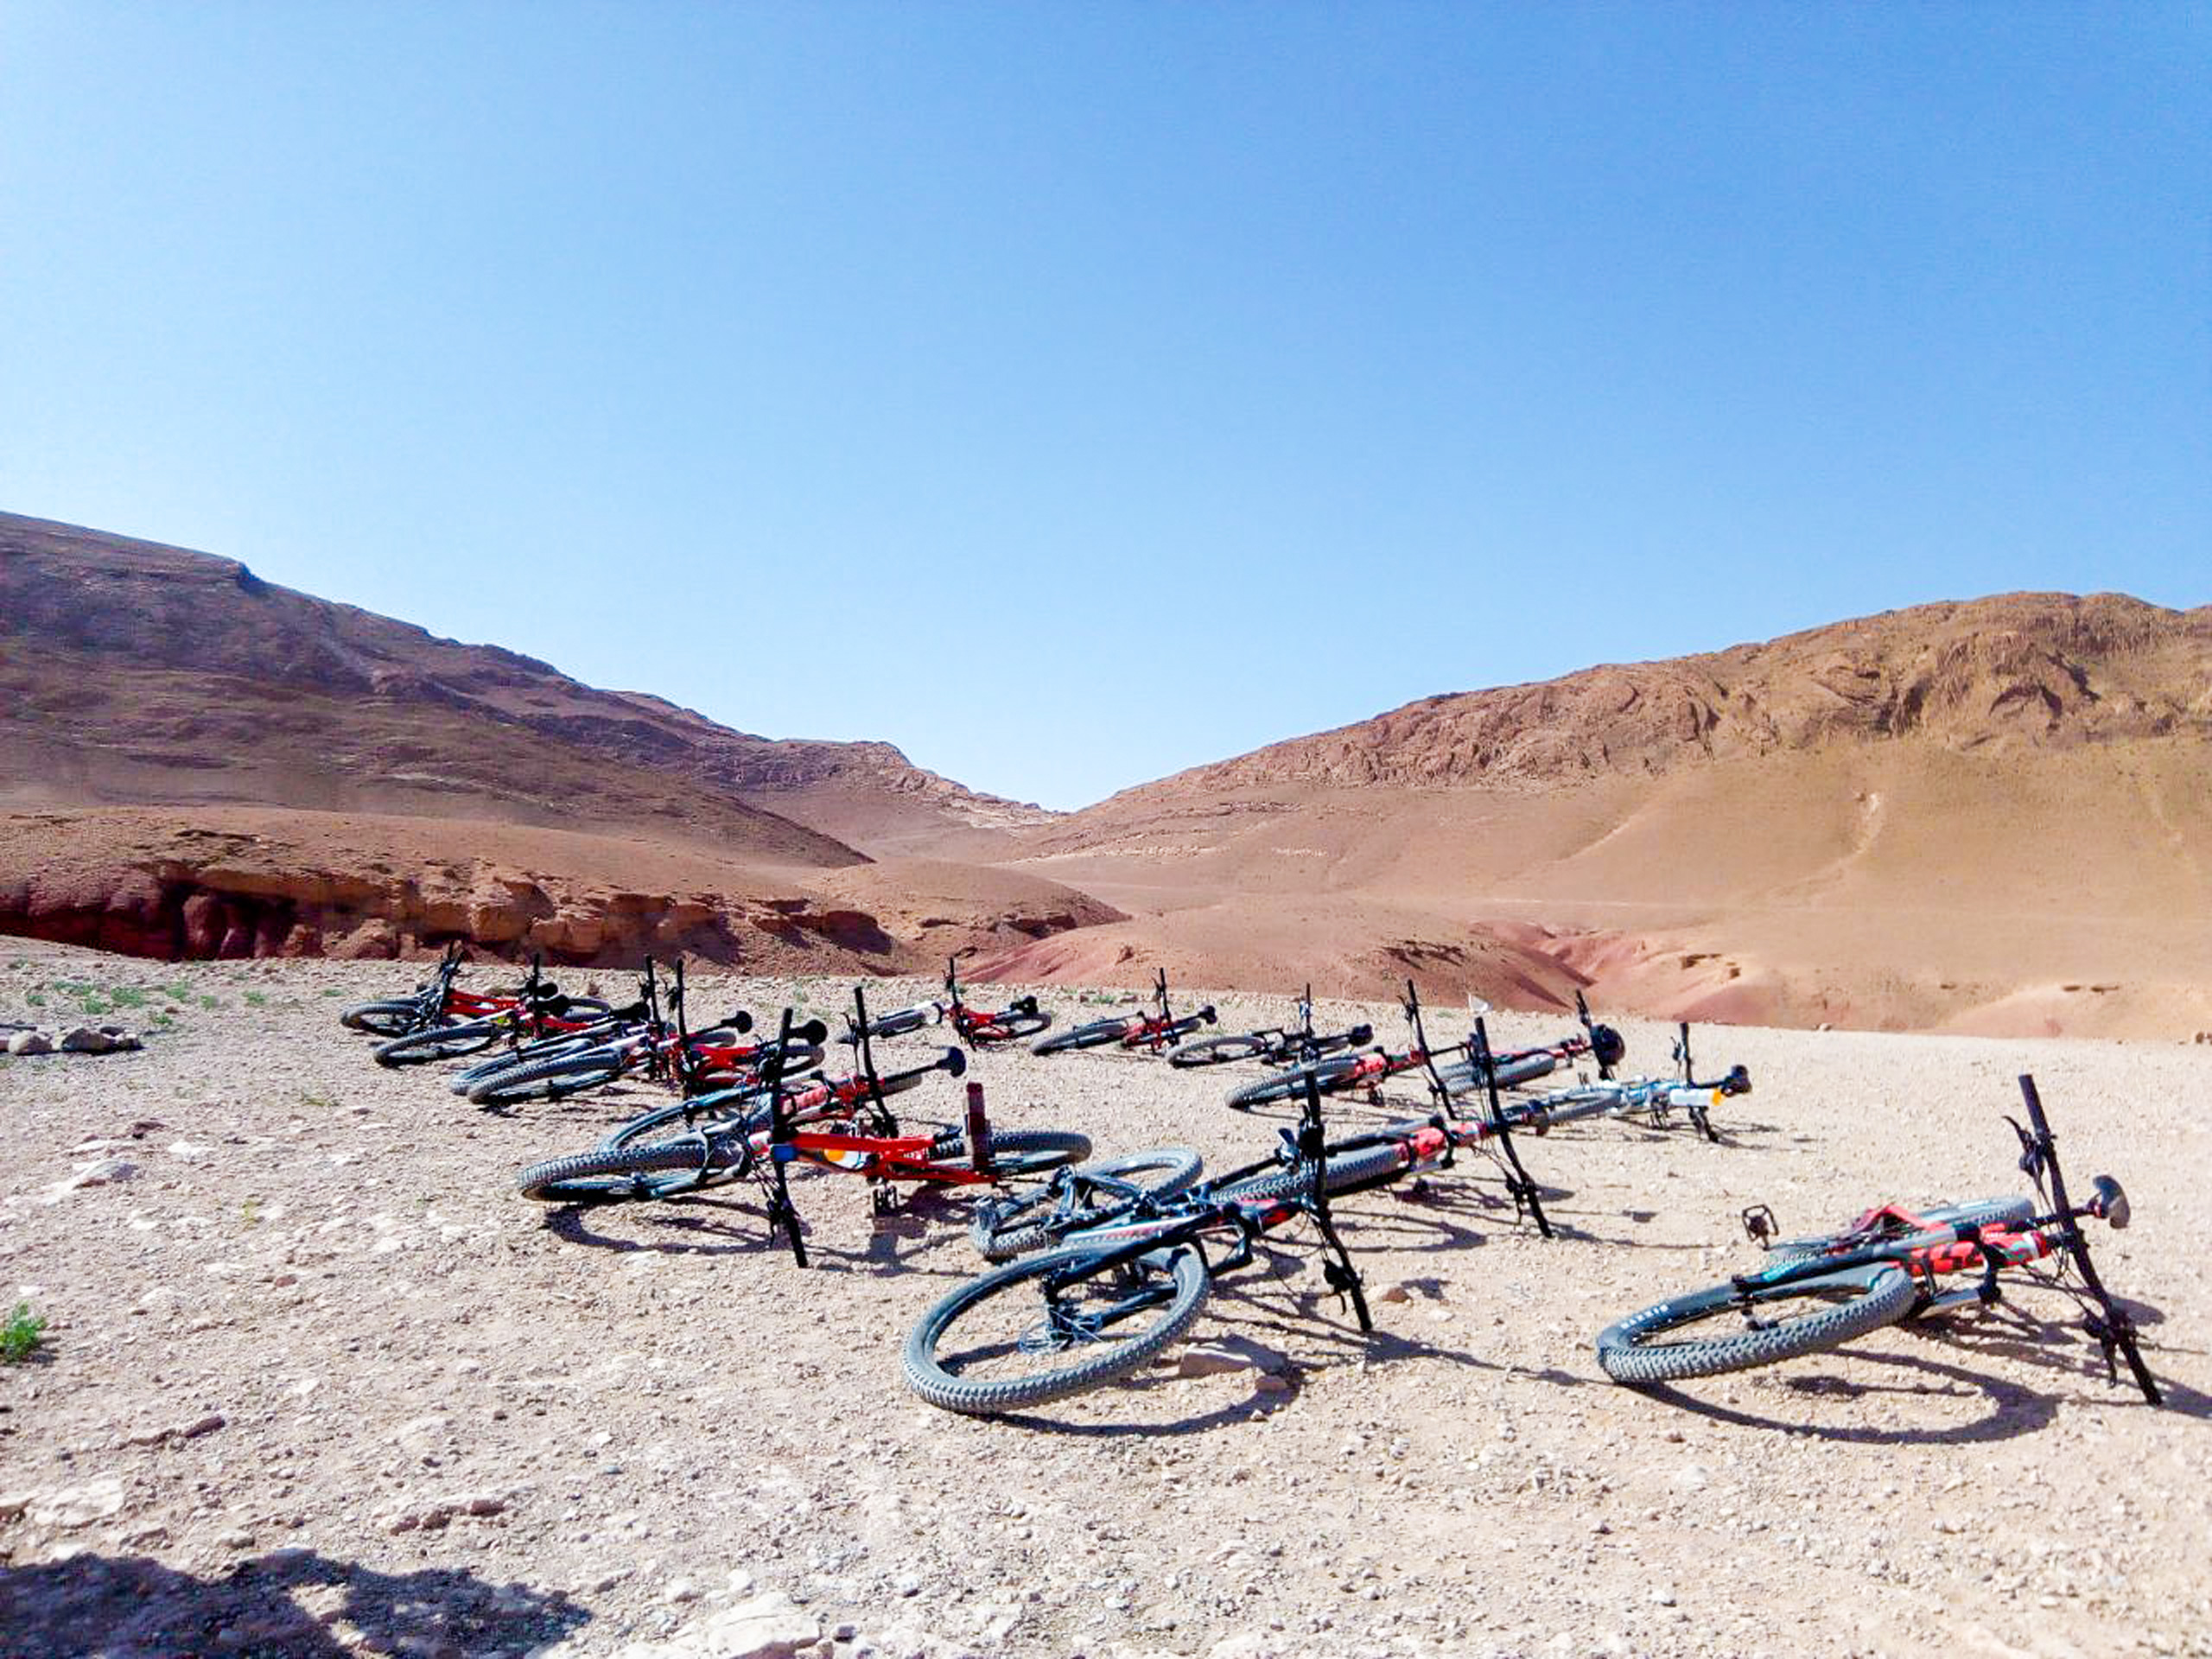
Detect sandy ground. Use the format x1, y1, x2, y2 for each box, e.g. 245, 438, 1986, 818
1, 944, 2207, 1659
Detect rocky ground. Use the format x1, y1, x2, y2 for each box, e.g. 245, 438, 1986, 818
0, 943, 2206, 1659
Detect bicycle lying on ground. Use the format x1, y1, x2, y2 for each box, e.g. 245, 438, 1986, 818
1593, 1074, 2160, 1402
462, 959, 792, 1107
516, 990, 1124, 1269
1031, 970, 1215, 1057
908, 1014, 1570, 1414
1222, 985, 1618, 1114
845, 958, 1053, 1048
1166, 986, 1371, 1070
1501, 1022, 1743, 1144
369, 957, 634, 1069
339, 946, 612, 1040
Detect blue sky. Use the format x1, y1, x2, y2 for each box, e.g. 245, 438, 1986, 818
3, 3, 2205, 809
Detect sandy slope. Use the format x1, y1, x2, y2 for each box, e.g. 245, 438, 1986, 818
1, 949, 2206, 1657
1004, 740, 2212, 1039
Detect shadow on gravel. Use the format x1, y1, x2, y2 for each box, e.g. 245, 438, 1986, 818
1621, 1302, 2202, 1443
540, 1184, 972, 1276
982, 1236, 1584, 1439
0, 1547, 590, 1659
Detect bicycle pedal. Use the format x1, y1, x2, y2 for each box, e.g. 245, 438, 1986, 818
1741, 1205, 1778, 1249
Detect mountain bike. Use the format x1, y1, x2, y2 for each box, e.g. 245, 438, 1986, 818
1593, 1075, 2160, 1402
1221, 984, 1613, 1113
1501, 1023, 1743, 1144
339, 946, 612, 1040
1428, 992, 1624, 1096
463, 960, 771, 1107
516, 992, 1106, 1269
369, 963, 645, 1070
909, 1017, 1563, 1414
1030, 969, 1216, 1057
1166, 986, 1371, 1070
845, 959, 1053, 1048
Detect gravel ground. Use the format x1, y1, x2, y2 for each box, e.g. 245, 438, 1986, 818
1, 944, 2207, 1659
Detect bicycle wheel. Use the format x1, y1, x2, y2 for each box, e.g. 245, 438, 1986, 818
340, 999, 429, 1038
517, 1134, 751, 1204
1031, 1018, 1130, 1057
1595, 1264, 1919, 1385
1167, 1033, 1270, 1069
1212, 1137, 1409, 1205
922, 1128, 1093, 1181
372, 1018, 507, 1067
865, 1006, 940, 1040
970, 1147, 1207, 1261
602, 1088, 772, 1151
467, 1046, 627, 1106
450, 1033, 605, 1096
904, 1243, 1212, 1415
1766, 1196, 2037, 1261
971, 1009, 1051, 1045
1225, 1056, 1363, 1113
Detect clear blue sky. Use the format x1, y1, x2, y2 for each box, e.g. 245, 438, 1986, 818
3, 3, 2205, 810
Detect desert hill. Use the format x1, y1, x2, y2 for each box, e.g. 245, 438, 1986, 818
0, 512, 1047, 859
1095, 592, 2211, 798
1005, 595, 2212, 1036
3, 512, 2206, 1037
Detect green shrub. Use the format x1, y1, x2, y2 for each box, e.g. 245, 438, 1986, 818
1, 1304, 46, 1363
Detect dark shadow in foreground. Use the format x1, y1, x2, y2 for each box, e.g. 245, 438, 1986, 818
0, 1547, 591, 1659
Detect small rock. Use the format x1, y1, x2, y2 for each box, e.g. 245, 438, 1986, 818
1253, 1374, 1292, 1396
696, 1592, 820, 1659
461, 1493, 506, 1516
1179, 1344, 1252, 1377
1379, 1283, 1411, 1304
216, 1529, 255, 1550
28, 1476, 126, 1529
179, 1413, 226, 1440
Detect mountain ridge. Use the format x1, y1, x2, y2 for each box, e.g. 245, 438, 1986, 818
1085, 593, 2209, 810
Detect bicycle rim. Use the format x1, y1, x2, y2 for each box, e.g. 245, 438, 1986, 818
904, 1243, 1211, 1415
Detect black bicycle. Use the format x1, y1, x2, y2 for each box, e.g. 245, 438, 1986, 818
1166, 986, 1371, 1070
1031, 970, 1215, 1057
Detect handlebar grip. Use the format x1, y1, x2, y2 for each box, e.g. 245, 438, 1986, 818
793, 1018, 830, 1046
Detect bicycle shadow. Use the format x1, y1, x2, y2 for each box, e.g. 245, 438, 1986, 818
537, 1182, 975, 1277
1618, 1311, 2200, 1443
1352, 1177, 1705, 1255
0, 1546, 589, 1659
974, 1234, 1586, 1440
1895, 1300, 2211, 1421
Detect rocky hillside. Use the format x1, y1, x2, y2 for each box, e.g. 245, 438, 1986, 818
1103, 593, 2212, 800
0, 512, 1048, 858
1009, 594, 2211, 1039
